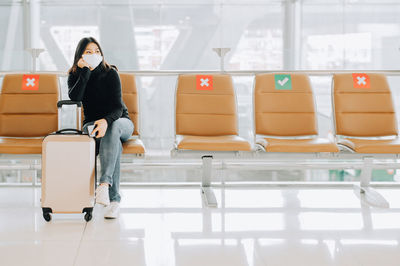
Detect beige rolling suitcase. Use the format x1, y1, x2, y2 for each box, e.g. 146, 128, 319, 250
41, 101, 96, 222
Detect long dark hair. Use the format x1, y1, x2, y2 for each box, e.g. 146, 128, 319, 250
68, 37, 115, 74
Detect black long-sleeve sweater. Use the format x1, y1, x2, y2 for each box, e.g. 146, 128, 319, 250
67, 65, 130, 126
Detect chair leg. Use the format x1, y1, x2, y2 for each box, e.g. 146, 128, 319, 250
201, 155, 217, 207
353, 157, 389, 208
360, 157, 373, 188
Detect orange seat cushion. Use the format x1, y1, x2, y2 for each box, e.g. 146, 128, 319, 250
122, 138, 145, 154
0, 138, 44, 154
258, 137, 339, 153
0, 137, 146, 155
177, 135, 251, 151
339, 138, 400, 154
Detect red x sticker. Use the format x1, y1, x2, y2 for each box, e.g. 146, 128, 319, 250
196, 75, 213, 90
352, 73, 370, 89
22, 74, 40, 91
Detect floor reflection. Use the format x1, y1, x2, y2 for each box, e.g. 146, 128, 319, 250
1, 187, 400, 266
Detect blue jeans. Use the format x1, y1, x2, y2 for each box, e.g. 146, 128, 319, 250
83, 118, 134, 202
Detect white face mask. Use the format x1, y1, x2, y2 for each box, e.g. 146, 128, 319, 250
82, 54, 103, 69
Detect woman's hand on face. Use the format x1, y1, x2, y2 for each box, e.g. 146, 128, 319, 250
77, 58, 92, 70
92, 119, 108, 138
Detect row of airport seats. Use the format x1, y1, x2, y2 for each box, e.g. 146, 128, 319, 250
0, 72, 399, 207
173, 73, 400, 207
0, 73, 145, 155
175, 73, 399, 154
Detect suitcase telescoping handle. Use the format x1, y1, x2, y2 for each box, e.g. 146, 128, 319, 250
55, 128, 85, 135
57, 100, 82, 108
57, 100, 82, 131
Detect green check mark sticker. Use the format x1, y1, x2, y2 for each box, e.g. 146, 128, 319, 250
274, 74, 292, 90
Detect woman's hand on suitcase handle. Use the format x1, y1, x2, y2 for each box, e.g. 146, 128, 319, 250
93, 119, 108, 138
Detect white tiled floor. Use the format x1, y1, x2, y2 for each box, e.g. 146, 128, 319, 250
1, 186, 400, 266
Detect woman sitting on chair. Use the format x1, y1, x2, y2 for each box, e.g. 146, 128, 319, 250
67, 37, 133, 219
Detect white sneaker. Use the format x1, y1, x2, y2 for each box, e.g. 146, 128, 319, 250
104, 202, 120, 219
95, 185, 110, 206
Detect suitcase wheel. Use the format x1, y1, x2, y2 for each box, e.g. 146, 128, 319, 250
84, 212, 92, 222
82, 207, 93, 222
42, 208, 52, 222
43, 213, 52, 222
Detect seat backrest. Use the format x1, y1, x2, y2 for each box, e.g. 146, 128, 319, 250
175, 74, 238, 136
119, 73, 139, 136
332, 73, 397, 137
254, 73, 318, 136
0, 74, 59, 137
